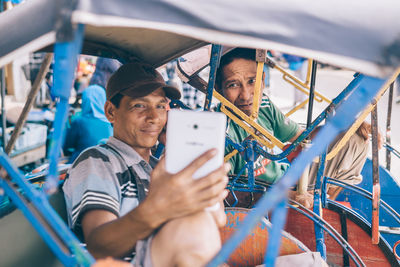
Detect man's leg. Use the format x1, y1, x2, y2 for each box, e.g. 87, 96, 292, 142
151, 211, 221, 267
309, 132, 369, 199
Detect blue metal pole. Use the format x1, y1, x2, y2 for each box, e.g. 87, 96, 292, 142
45, 24, 85, 193
264, 198, 288, 266
244, 140, 256, 191
206, 75, 384, 267
313, 151, 327, 259
327, 178, 400, 225
225, 135, 244, 153
0, 178, 76, 266
154, 143, 165, 159
204, 44, 222, 111
0, 151, 95, 266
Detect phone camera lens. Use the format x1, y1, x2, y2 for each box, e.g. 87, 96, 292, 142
193, 124, 198, 129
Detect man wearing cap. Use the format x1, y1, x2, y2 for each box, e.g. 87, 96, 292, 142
63, 62, 229, 266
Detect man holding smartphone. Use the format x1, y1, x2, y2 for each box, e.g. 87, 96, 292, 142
63, 62, 229, 266
215, 48, 373, 206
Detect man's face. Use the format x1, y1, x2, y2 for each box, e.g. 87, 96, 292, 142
220, 58, 264, 116
106, 88, 168, 150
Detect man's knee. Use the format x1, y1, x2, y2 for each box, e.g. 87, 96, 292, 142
152, 211, 221, 267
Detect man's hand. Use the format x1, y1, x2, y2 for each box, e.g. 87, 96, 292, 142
144, 149, 229, 227
210, 201, 227, 228
289, 190, 314, 209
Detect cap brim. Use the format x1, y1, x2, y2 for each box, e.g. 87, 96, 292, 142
120, 82, 181, 100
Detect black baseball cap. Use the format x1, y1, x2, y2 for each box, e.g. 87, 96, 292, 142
106, 62, 181, 100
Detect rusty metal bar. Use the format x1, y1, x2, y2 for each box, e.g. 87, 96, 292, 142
371, 106, 380, 244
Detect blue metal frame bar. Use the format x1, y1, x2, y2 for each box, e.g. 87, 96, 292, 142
223, 185, 365, 266
45, 24, 85, 193
0, 178, 75, 266
154, 143, 165, 159
207, 74, 384, 266
0, 152, 94, 266
0, 23, 95, 266
225, 135, 244, 152
327, 200, 398, 265
227, 139, 265, 193
226, 73, 362, 192
327, 178, 400, 225
204, 44, 222, 111
170, 99, 192, 110
227, 75, 363, 203
384, 143, 400, 159
243, 140, 256, 191
288, 201, 365, 266
264, 198, 288, 266
313, 151, 327, 259
252, 73, 363, 161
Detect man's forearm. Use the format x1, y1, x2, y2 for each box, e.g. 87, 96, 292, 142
85, 201, 164, 259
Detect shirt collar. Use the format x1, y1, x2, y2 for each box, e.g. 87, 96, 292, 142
107, 136, 157, 167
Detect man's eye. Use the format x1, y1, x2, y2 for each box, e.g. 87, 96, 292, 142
249, 79, 256, 84
157, 104, 166, 109
226, 83, 238, 89
132, 104, 145, 108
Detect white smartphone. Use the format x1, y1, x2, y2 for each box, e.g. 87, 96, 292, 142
165, 109, 226, 178
165, 109, 226, 210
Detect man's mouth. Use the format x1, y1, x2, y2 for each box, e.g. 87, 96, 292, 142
237, 103, 253, 110
141, 128, 162, 136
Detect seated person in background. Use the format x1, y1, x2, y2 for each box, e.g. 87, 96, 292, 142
63, 62, 228, 266
215, 48, 375, 206
64, 58, 120, 162
64, 85, 113, 163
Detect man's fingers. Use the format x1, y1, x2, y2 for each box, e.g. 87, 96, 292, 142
197, 189, 229, 209
193, 164, 229, 192
195, 175, 229, 203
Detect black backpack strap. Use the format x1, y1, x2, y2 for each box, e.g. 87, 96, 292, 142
102, 144, 147, 203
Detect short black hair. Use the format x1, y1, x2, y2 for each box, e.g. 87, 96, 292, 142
215, 48, 256, 93
110, 93, 124, 108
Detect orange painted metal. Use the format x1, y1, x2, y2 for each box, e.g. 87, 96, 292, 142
393, 240, 400, 261
372, 184, 381, 244
220, 207, 307, 267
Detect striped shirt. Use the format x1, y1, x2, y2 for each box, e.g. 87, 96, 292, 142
62, 136, 157, 245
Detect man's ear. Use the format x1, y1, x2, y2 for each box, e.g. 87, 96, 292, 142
104, 100, 116, 123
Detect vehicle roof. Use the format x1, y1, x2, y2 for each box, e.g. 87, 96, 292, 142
0, 0, 399, 77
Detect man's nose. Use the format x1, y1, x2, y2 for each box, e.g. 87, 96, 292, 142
146, 107, 160, 122
239, 86, 253, 101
